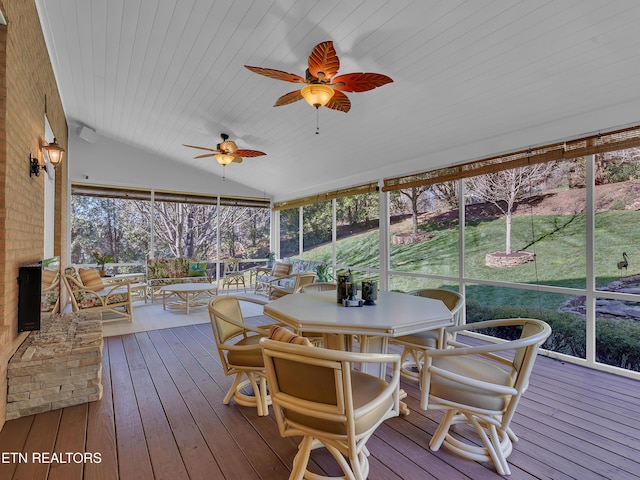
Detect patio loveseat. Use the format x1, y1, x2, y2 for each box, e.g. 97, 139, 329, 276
147, 258, 211, 301
255, 257, 325, 296
62, 266, 134, 323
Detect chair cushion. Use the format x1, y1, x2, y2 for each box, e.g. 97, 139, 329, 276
41, 268, 58, 287
415, 289, 461, 311
431, 356, 513, 411
227, 335, 265, 367
269, 325, 313, 347
286, 370, 392, 435
188, 261, 207, 277
272, 262, 291, 277
351, 371, 395, 434
78, 268, 105, 289
395, 330, 438, 348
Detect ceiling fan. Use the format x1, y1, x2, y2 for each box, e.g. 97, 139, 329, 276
183, 134, 266, 166
245, 41, 393, 113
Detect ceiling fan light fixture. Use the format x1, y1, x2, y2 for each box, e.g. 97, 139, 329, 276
301, 84, 334, 108
214, 153, 238, 166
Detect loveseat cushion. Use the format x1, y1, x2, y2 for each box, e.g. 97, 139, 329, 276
272, 261, 291, 277
41, 268, 60, 313
147, 258, 193, 279
78, 267, 105, 289
281, 257, 324, 275
188, 261, 208, 277
147, 260, 168, 279
41, 268, 58, 288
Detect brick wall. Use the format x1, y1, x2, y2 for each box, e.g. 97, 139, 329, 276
0, 0, 68, 429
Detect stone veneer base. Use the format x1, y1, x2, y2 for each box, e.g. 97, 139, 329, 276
6, 312, 103, 420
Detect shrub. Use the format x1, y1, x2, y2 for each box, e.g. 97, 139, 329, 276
465, 301, 640, 371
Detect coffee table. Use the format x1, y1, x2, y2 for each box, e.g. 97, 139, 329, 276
161, 283, 218, 314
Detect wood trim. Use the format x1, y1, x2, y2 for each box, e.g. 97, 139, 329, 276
71, 184, 270, 208
273, 182, 379, 211
382, 125, 640, 191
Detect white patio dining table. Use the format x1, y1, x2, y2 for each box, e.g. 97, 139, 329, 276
264, 290, 453, 415
264, 290, 453, 376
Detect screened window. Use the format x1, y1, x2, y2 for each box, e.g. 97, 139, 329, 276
302, 200, 332, 258
71, 195, 150, 273
71, 186, 269, 273
336, 191, 380, 270
389, 184, 459, 282
279, 208, 300, 259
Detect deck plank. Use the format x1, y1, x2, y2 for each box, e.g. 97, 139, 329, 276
85, 338, 118, 480
122, 333, 190, 480
108, 336, 155, 480
47, 403, 88, 480
140, 329, 224, 479
1, 320, 639, 480
177, 325, 294, 479
158, 327, 264, 480
0, 415, 34, 479
11, 409, 61, 480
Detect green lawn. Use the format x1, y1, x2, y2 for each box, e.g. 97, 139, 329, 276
301, 210, 640, 310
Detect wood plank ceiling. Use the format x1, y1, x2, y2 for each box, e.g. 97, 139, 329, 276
35, 0, 640, 200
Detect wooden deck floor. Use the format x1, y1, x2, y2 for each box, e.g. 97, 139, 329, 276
1, 318, 639, 480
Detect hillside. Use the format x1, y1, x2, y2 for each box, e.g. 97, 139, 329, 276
411, 179, 640, 227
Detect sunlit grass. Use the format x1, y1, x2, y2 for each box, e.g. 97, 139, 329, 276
301, 210, 640, 308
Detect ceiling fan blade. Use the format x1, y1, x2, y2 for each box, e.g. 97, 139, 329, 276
236, 149, 266, 157
274, 90, 304, 106
325, 90, 351, 113
183, 144, 218, 152
244, 65, 305, 83
331, 72, 393, 92
193, 153, 217, 159
308, 41, 340, 81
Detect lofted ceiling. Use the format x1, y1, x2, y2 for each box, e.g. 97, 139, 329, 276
35, 0, 640, 202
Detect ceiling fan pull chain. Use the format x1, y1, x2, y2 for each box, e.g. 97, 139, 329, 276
316, 108, 320, 134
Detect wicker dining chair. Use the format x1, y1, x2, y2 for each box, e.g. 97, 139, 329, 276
260, 337, 401, 480
390, 289, 464, 391
420, 317, 551, 475
208, 295, 272, 416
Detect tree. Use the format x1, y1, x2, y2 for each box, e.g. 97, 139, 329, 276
303, 201, 332, 251
139, 202, 269, 259
71, 196, 150, 264
336, 192, 379, 227
71, 194, 270, 264
432, 181, 459, 209
398, 186, 431, 234
465, 163, 556, 254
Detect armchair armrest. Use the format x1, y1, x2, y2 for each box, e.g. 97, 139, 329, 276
267, 273, 297, 287
208, 295, 279, 335
103, 273, 145, 286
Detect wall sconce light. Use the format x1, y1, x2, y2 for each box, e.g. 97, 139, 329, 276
30, 138, 65, 177
42, 138, 65, 168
